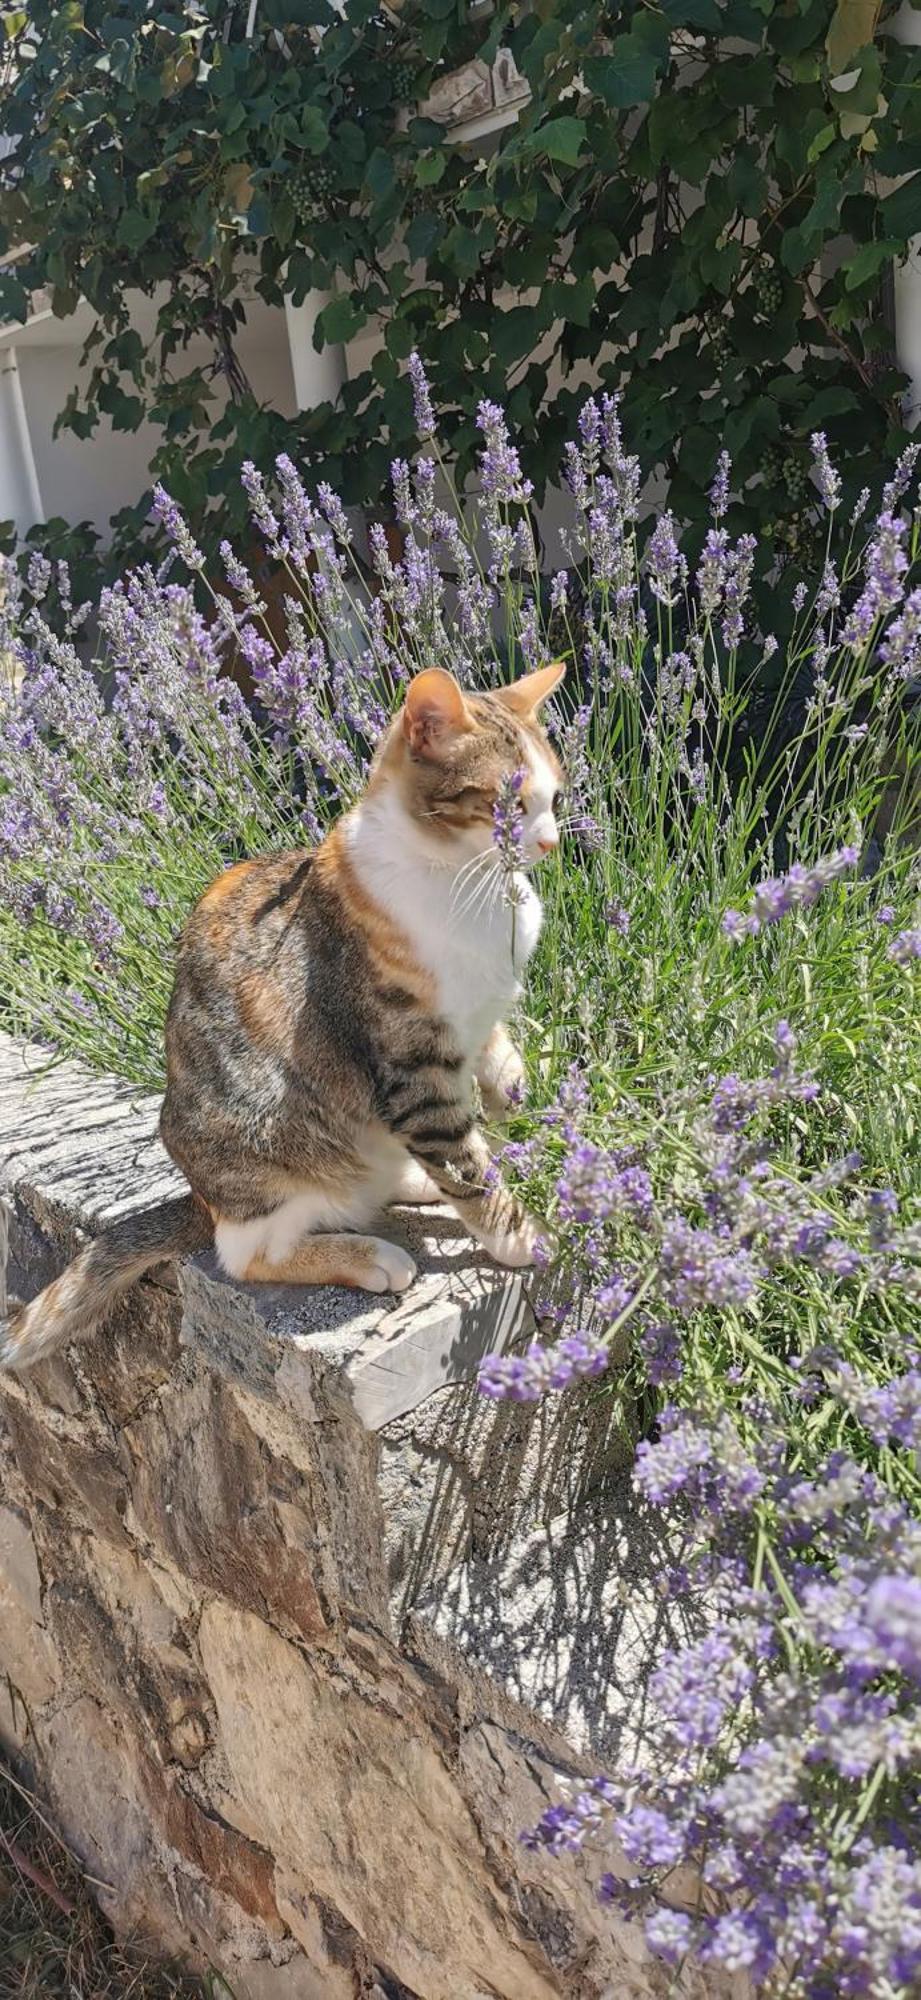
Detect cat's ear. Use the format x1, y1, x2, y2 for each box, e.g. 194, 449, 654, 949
494, 660, 566, 718
402, 668, 471, 758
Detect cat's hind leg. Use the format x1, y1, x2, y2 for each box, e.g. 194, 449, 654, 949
214, 1189, 417, 1293
236, 1233, 415, 1293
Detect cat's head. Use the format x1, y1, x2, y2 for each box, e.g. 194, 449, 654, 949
379, 662, 566, 868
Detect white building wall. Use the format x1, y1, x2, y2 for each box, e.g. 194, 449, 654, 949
1, 289, 300, 541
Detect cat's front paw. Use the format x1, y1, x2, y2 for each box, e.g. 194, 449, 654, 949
479, 1212, 543, 1269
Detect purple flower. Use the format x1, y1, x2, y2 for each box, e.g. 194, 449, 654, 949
150, 485, 204, 570
521, 1776, 617, 1855
645, 1909, 694, 1964
888, 928, 921, 965
604, 897, 630, 936
721, 533, 757, 650
725, 846, 860, 937
842, 510, 909, 649
407, 351, 436, 439
638, 1320, 683, 1386
810, 431, 842, 512
556, 1141, 653, 1226
476, 399, 533, 513
710, 449, 731, 521
242, 459, 285, 556
317, 482, 352, 545
492, 765, 525, 880
880, 586, 921, 683
882, 440, 921, 512
646, 511, 687, 605
479, 1331, 608, 1401
696, 528, 728, 617
616, 1804, 687, 1868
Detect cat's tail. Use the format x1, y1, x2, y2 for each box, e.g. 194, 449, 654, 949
0, 1194, 213, 1372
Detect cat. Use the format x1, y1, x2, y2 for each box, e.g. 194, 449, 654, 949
1, 660, 565, 1371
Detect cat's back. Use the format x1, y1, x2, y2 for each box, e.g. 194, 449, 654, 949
163, 849, 318, 1108
178, 848, 315, 984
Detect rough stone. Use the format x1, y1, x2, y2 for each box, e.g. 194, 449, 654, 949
0, 1030, 739, 1999
165, 1785, 282, 1929
414, 1477, 703, 1767
1, 1381, 132, 1547
198, 1597, 562, 2000
120, 1367, 333, 1645
379, 1368, 633, 1615
0, 1502, 60, 1708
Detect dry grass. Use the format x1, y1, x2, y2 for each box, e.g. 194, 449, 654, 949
0, 1758, 212, 2000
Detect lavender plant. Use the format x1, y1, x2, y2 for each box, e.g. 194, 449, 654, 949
0, 366, 919, 1993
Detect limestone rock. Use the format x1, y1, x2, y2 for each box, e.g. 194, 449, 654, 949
198, 1597, 562, 2000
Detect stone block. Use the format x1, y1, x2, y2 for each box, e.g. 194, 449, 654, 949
0, 1502, 60, 1710
0, 1030, 742, 1999
197, 1597, 561, 2000
121, 1369, 333, 1646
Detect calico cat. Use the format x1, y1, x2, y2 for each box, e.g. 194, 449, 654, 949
1, 661, 565, 1371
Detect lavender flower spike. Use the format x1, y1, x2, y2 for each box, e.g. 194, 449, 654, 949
888, 928, 921, 965
810, 432, 842, 512
150, 485, 204, 570
710, 448, 731, 521
407, 351, 436, 439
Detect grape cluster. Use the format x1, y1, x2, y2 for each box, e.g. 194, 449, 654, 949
754, 259, 783, 318
290, 160, 336, 225
782, 454, 809, 502
759, 444, 783, 485
388, 59, 417, 102
708, 319, 731, 369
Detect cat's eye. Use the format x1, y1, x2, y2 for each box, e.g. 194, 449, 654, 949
552, 788, 565, 813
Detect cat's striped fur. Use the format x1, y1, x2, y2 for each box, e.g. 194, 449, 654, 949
1, 663, 564, 1369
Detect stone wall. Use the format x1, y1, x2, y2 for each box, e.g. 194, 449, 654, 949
0, 1034, 734, 1999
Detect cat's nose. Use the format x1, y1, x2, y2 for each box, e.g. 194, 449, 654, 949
537, 831, 558, 854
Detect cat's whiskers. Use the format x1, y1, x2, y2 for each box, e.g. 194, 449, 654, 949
452, 856, 508, 928
449, 847, 498, 914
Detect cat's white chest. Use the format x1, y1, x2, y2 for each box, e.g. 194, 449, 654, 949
422, 869, 541, 1054
346, 803, 542, 1059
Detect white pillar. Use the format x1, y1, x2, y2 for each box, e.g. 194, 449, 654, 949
0, 346, 43, 532
892, 2, 921, 427
283, 289, 345, 413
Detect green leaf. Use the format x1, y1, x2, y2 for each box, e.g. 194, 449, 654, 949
844, 238, 899, 290
116, 208, 159, 251
546, 275, 595, 327
725, 150, 767, 217
441, 223, 483, 278
492, 304, 539, 369
406, 211, 441, 261
879, 175, 921, 241
660, 0, 722, 27
317, 294, 367, 345
531, 116, 587, 166
407, 118, 445, 148
297, 105, 329, 155
366, 147, 396, 201
415, 151, 446, 187
807, 125, 837, 164
796, 384, 860, 423
829, 43, 882, 118
585, 40, 659, 110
